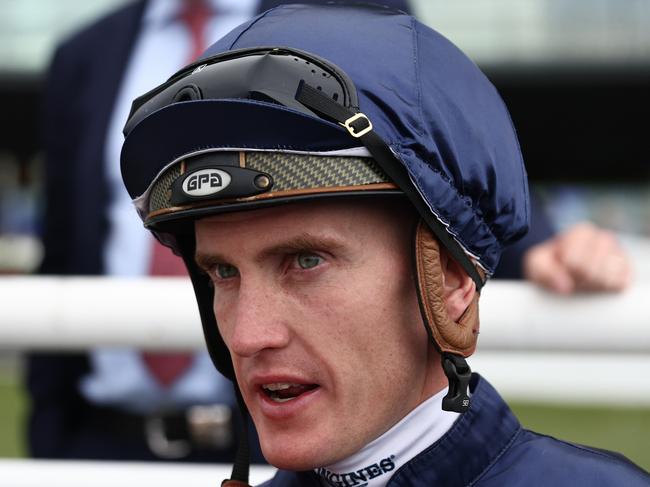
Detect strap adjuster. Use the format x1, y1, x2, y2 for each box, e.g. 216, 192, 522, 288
441, 353, 472, 413
342, 113, 373, 138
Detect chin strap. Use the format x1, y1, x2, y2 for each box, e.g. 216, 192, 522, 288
222, 388, 252, 487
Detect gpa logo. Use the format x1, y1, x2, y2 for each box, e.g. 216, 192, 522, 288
182, 168, 231, 197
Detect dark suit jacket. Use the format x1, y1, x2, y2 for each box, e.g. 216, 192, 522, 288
30, 0, 147, 458
29, 0, 414, 459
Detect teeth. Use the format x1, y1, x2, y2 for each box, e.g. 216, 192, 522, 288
263, 382, 298, 391
261, 382, 318, 403
272, 396, 294, 403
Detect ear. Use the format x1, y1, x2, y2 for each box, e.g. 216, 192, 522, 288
440, 250, 476, 322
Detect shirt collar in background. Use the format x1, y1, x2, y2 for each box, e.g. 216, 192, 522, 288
144, 0, 256, 27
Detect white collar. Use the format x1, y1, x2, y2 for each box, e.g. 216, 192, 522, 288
315, 387, 459, 487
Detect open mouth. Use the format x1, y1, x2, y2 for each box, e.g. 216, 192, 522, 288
261, 383, 319, 403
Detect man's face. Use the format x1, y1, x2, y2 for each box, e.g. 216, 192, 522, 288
195, 200, 442, 470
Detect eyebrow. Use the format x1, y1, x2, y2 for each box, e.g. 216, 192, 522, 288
194, 232, 346, 272
194, 250, 229, 273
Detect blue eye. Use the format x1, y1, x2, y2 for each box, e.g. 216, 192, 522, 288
296, 253, 323, 270
216, 263, 239, 279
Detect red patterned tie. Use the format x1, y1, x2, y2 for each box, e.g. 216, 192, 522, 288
141, 1, 212, 388
179, 0, 213, 63
141, 241, 193, 387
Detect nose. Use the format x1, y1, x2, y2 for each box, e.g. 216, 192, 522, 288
223, 278, 291, 358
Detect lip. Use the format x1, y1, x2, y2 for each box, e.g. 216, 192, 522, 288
250, 375, 323, 420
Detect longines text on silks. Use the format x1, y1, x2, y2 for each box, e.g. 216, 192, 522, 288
317, 455, 396, 487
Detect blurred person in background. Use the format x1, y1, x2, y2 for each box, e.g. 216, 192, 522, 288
29, 0, 631, 463
494, 198, 632, 293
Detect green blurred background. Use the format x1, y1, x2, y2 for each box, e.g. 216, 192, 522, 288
0, 359, 27, 458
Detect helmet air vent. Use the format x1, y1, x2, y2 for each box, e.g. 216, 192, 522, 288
173, 84, 203, 103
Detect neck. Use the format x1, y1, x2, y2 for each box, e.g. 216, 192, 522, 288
315, 387, 459, 487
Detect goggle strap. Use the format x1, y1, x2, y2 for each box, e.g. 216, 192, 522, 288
295, 80, 355, 124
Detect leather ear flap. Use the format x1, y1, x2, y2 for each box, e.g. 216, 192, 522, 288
413, 220, 480, 357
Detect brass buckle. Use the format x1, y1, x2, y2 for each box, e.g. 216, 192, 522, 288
342, 113, 373, 138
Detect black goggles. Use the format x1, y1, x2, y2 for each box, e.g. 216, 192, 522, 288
123, 46, 371, 139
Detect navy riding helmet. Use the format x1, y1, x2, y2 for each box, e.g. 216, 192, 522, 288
121, 3, 529, 483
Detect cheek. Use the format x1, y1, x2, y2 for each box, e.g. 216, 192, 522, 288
352, 264, 427, 375
213, 291, 236, 344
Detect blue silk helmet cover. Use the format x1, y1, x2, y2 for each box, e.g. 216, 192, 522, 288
126, 4, 530, 274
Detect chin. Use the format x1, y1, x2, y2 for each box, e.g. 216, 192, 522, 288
259, 431, 339, 471
262, 445, 320, 471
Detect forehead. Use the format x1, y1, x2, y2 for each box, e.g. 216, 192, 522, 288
194, 198, 412, 250
198, 202, 310, 226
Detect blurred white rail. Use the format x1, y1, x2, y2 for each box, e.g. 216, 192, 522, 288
1, 277, 649, 405
470, 351, 650, 407
0, 277, 203, 350
0, 460, 276, 487
478, 280, 650, 352
0, 277, 648, 351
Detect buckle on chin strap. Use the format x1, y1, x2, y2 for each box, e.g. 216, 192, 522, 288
441, 353, 472, 413
342, 113, 373, 138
